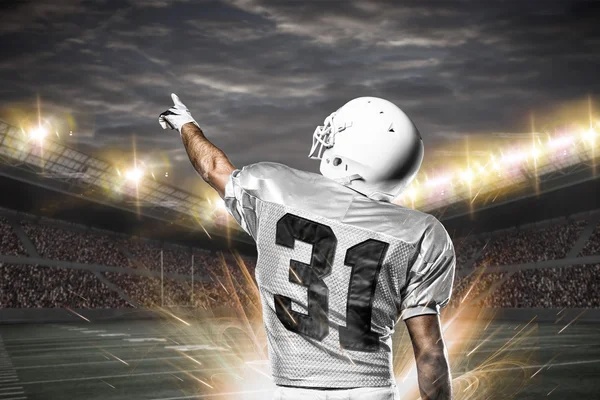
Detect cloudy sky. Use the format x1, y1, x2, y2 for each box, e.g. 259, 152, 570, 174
1, 0, 599, 195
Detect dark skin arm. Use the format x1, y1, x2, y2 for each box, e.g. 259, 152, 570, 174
405, 314, 452, 400
180, 122, 236, 198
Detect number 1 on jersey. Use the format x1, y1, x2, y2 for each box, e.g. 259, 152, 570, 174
340, 239, 388, 352
274, 213, 388, 352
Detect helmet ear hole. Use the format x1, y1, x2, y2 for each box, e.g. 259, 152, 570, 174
333, 157, 342, 166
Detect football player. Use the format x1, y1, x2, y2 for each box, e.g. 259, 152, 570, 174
160, 94, 455, 400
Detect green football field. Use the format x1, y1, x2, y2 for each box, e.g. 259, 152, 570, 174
0, 317, 598, 400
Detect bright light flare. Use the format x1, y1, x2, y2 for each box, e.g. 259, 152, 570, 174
29, 126, 48, 142
425, 175, 452, 188
215, 198, 226, 211
405, 187, 418, 202
582, 128, 597, 144
500, 151, 528, 165
548, 136, 574, 149
529, 146, 541, 160
490, 156, 501, 172
125, 167, 144, 184
460, 169, 474, 184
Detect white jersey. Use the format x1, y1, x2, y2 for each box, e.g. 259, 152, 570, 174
224, 162, 455, 389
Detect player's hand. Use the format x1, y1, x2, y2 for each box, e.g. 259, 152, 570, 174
158, 93, 200, 133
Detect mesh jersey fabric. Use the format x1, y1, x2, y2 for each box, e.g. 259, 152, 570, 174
272, 383, 401, 400
224, 162, 455, 388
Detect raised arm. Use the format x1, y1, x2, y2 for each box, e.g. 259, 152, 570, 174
180, 122, 235, 198
405, 314, 452, 400
159, 93, 235, 198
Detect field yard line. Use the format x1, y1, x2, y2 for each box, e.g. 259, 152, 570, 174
11, 350, 249, 366
0, 332, 217, 345
18, 366, 248, 385
6, 342, 181, 354
97, 333, 130, 337
6, 348, 244, 361
13, 355, 233, 370
464, 357, 600, 374
1, 334, 224, 349
150, 388, 274, 400
449, 342, 600, 355
446, 332, 600, 344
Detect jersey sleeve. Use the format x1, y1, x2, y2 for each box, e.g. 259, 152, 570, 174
400, 216, 456, 320
223, 166, 261, 240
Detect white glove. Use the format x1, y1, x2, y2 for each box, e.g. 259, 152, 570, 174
158, 93, 200, 133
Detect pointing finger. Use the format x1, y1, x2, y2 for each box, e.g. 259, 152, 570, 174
171, 93, 185, 108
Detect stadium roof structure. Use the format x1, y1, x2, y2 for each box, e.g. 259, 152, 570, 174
1, 118, 599, 234
0, 119, 253, 245
396, 126, 600, 221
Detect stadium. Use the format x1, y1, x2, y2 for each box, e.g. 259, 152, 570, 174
2, 1, 600, 398
1, 102, 600, 400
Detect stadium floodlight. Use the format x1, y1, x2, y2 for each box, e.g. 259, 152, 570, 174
500, 151, 528, 165
406, 187, 417, 202
125, 167, 144, 184
582, 128, 597, 144
425, 175, 451, 188
29, 126, 48, 142
548, 136, 574, 149
459, 168, 474, 184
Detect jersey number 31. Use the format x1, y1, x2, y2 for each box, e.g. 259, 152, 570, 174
274, 213, 389, 352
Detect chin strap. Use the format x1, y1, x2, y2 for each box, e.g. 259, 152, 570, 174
333, 174, 362, 186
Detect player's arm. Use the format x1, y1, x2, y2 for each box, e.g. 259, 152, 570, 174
159, 93, 235, 198
400, 216, 456, 399
405, 314, 452, 400
180, 123, 235, 198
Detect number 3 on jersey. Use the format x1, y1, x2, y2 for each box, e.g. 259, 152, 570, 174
274, 213, 389, 352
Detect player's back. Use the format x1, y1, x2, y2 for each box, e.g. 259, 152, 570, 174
224, 162, 455, 389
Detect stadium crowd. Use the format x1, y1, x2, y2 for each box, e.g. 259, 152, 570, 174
22, 221, 131, 267
483, 264, 600, 308
580, 221, 600, 256
0, 264, 130, 308
0, 217, 26, 256
472, 221, 587, 268
453, 237, 487, 270
450, 264, 600, 309
0, 215, 599, 310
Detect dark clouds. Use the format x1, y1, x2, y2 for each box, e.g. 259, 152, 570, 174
0, 0, 599, 193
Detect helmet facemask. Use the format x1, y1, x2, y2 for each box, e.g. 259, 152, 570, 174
308, 112, 353, 160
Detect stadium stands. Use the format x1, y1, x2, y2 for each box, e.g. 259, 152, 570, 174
453, 237, 487, 271
0, 264, 130, 308
580, 221, 600, 256
472, 220, 587, 267
0, 217, 27, 256
22, 221, 131, 267
449, 272, 507, 307
484, 265, 600, 308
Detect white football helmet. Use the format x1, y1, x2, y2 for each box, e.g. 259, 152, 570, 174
309, 97, 424, 202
